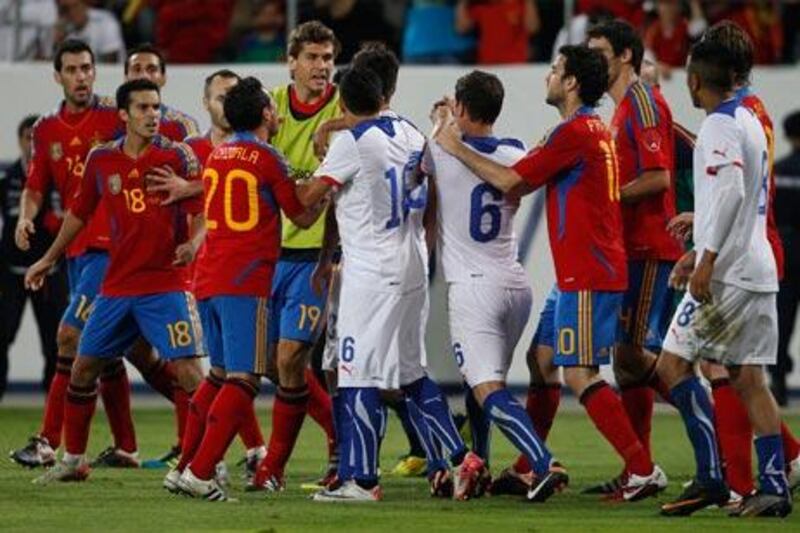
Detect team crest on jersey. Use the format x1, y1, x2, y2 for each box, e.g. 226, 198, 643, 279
49, 142, 63, 161
108, 174, 122, 195
642, 129, 662, 153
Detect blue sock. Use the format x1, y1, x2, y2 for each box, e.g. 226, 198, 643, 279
332, 393, 353, 481
404, 396, 448, 475
483, 389, 551, 476
403, 376, 467, 466
755, 434, 789, 497
340, 387, 384, 486
465, 385, 491, 463
670, 377, 723, 484
392, 398, 426, 458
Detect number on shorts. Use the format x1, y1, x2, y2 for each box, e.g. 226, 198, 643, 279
166, 320, 192, 348
341, 336, 355, 362
452, 342, 465, 368
558, 327, 575, 355
74, 295, 92, 322
676, 301, 697, 327
298, 304, 321, 331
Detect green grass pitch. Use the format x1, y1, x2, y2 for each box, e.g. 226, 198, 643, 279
1, 405, 798, 532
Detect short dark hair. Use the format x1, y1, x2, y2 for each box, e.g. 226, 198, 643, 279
204, 69, 241, 96
54, 39, 94, 72
339, 67, 382, 116
124, 43, 166, 75
223, 77, 271, 132
703, 21, 753, 86
455, 70, 504, 125
351, 42, 399, 101
287, 20, 340, 59
559, 45, 609, 107
116, 78, 160, 111
18, 114, 39, 138
783, 110, 800, 140
586, 19, 644, 74
688, 39, 735, 94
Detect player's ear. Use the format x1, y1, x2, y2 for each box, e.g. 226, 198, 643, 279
621, 47, 633, 67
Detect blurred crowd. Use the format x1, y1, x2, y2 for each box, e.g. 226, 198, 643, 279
0, 1, 798, 66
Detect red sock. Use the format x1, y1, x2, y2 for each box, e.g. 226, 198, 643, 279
260, 386, 309, 477
177, 375, 222, 472
64, 383, 98, 456
238, 401, 265, 450
581, 381, 653, 476
142, 359, 176, 402
710, 379, 754, 495
174, 387, 191, 444
781, 421, 800, 462
99, 360, 137, 453
305, 369, 336, 458
39, 357, 72, 448
190, 379, 257, 480
513, 384, 561, 474
621, 385, 655, 457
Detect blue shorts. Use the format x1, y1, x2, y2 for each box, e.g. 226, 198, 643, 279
79, 291, 205, 359
533, 286, 623, 367
62, 251, 109, 330
268, 259, 326, 344
620, 260, 674, 352
199, 296, 269, 375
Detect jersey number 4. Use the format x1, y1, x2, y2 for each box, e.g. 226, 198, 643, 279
203, 168, 259, 231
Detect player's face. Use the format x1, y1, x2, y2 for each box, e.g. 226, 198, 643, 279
55, 51, 95, 107
204, 76, 239, 131
289, 42, 335, 94
686, 68, 702, 109
263, 101, 280, 136
122, 90, 161, 139
544, 56, 566, 107
18, 126, 34, 162
587, 36, 620, 87
126, 52, 166, 87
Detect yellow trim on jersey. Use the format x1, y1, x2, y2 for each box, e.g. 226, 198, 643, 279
631, 83, 657, 128
254, 297, 268, 374
634, 261, 657, 347
184, 291, 205, 355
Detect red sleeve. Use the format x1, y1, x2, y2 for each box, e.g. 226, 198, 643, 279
175, 144, 204, 215
630, 97, 671, 172
264, 155, 304, 219
511, 124, 578, 189
71, 152, 100, 223
26, 121, 50, 194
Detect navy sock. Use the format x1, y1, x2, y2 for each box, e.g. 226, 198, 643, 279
340, 387, 384, 486
465, 385, 491, 463
670, 377, 723, 484
402, 376, 467, 466
755, 434, 789, 497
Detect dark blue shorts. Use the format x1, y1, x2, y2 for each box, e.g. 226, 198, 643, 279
199, 295, 269, 375
268, 260, 325, 344
62, 252, 108, 330
620, 259, 674, 352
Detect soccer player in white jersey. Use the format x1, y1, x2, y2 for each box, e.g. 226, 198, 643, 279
657, 39, 791, 518
427, 70, 567, 502
294, 67, 486, 502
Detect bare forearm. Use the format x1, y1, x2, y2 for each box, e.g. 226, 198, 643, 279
448, 141, 522, 193
19, 188, 43, 222
319, 205, 339, 264
620, 170, 670, 204
43, 211, 85, 262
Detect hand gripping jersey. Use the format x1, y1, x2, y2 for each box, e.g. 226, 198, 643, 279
193, 132, 305, 299
611, 81, 682, 261
313, 115, 427, 293
26, 95, 123, 257
270, 84, 340, 250
72, 134, 203, 296
427, 135, 528, 288
512, 106, 628, 291
692, 98, 778, 293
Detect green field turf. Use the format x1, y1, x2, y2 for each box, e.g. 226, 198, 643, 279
0, 405, 798, 532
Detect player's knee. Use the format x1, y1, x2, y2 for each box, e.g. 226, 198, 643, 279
276, 342, 308, 381
124, 338, 156, 370
70, 356, 103, 387
655, 351, 692, 389
563, 367, 596, 396
699, 360, 728, 382
728, 366, 766, 396
208, 366, 226, 382
173, 358, 203, 391
56, 325, 80, 357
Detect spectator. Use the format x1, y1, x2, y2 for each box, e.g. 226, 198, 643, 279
154, 0, 236, 63
306, 0, 398, 63
644, 0, 706, 77
0, 115, 68, 400
0, 0, 57, 60
455, 0, 540, 65
550, 7, 613, 62
403, 0, 475, 64
773, 110, 800, 405
52, 0, 125, 62
577, 0, 645, 28
236, 0, 286, 63
704, 0, 783, 64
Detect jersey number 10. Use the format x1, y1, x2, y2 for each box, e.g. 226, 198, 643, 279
599, 140, 621, 202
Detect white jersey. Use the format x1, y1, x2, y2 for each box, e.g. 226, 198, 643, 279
314, 115, 427, 293
427, 136, 529, 288
693, 99, 778, 293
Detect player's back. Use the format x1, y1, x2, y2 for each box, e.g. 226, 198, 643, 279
194, 132, 288, 299
429, 135, 528, 287
693, 100, 777, 292
335, 115, 427, 292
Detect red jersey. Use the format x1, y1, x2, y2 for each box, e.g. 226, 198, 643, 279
194, 132, 304, 299
72, 134, 202, 296
27, 95, 122, 258
644, 18, 690, 67
611, 81, 683, 262
469, 0, 529, 64
512, 106, 627, 291
738, 87, 785, 280
159, 104, 200, 142
186, 134, 214, 166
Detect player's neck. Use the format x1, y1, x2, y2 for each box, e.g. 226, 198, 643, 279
610, 69, 637, 106
210, 126, 230, 147
460, 122, 493, 138
63, 96, 92, 115
702, 91, 734, 115
293, 83, 327, 105
559, 98, 583, 120
122, 133, 153, 158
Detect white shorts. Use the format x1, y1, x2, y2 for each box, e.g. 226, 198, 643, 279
447, 283, 533, 387
336, 279, 427, 389
321, 264, 341, 372
663, 281, 777, 367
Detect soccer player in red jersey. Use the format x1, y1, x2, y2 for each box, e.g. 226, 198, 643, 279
585, 19, 681, 495
435, 45, 666, 501
9, 39, 140, 469
25, 78, 206, 483
167, 77, 323, 500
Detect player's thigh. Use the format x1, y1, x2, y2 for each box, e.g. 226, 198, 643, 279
61, 252, 109, 331
131, 291, 205, 360
279, 261, 326, 344
78, 296, 139, 358
218, 296, 270, 376
552, 290, 622, 368
620, 259, 675, 351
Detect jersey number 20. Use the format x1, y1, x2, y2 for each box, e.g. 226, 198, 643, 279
203, 168, 259, 231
